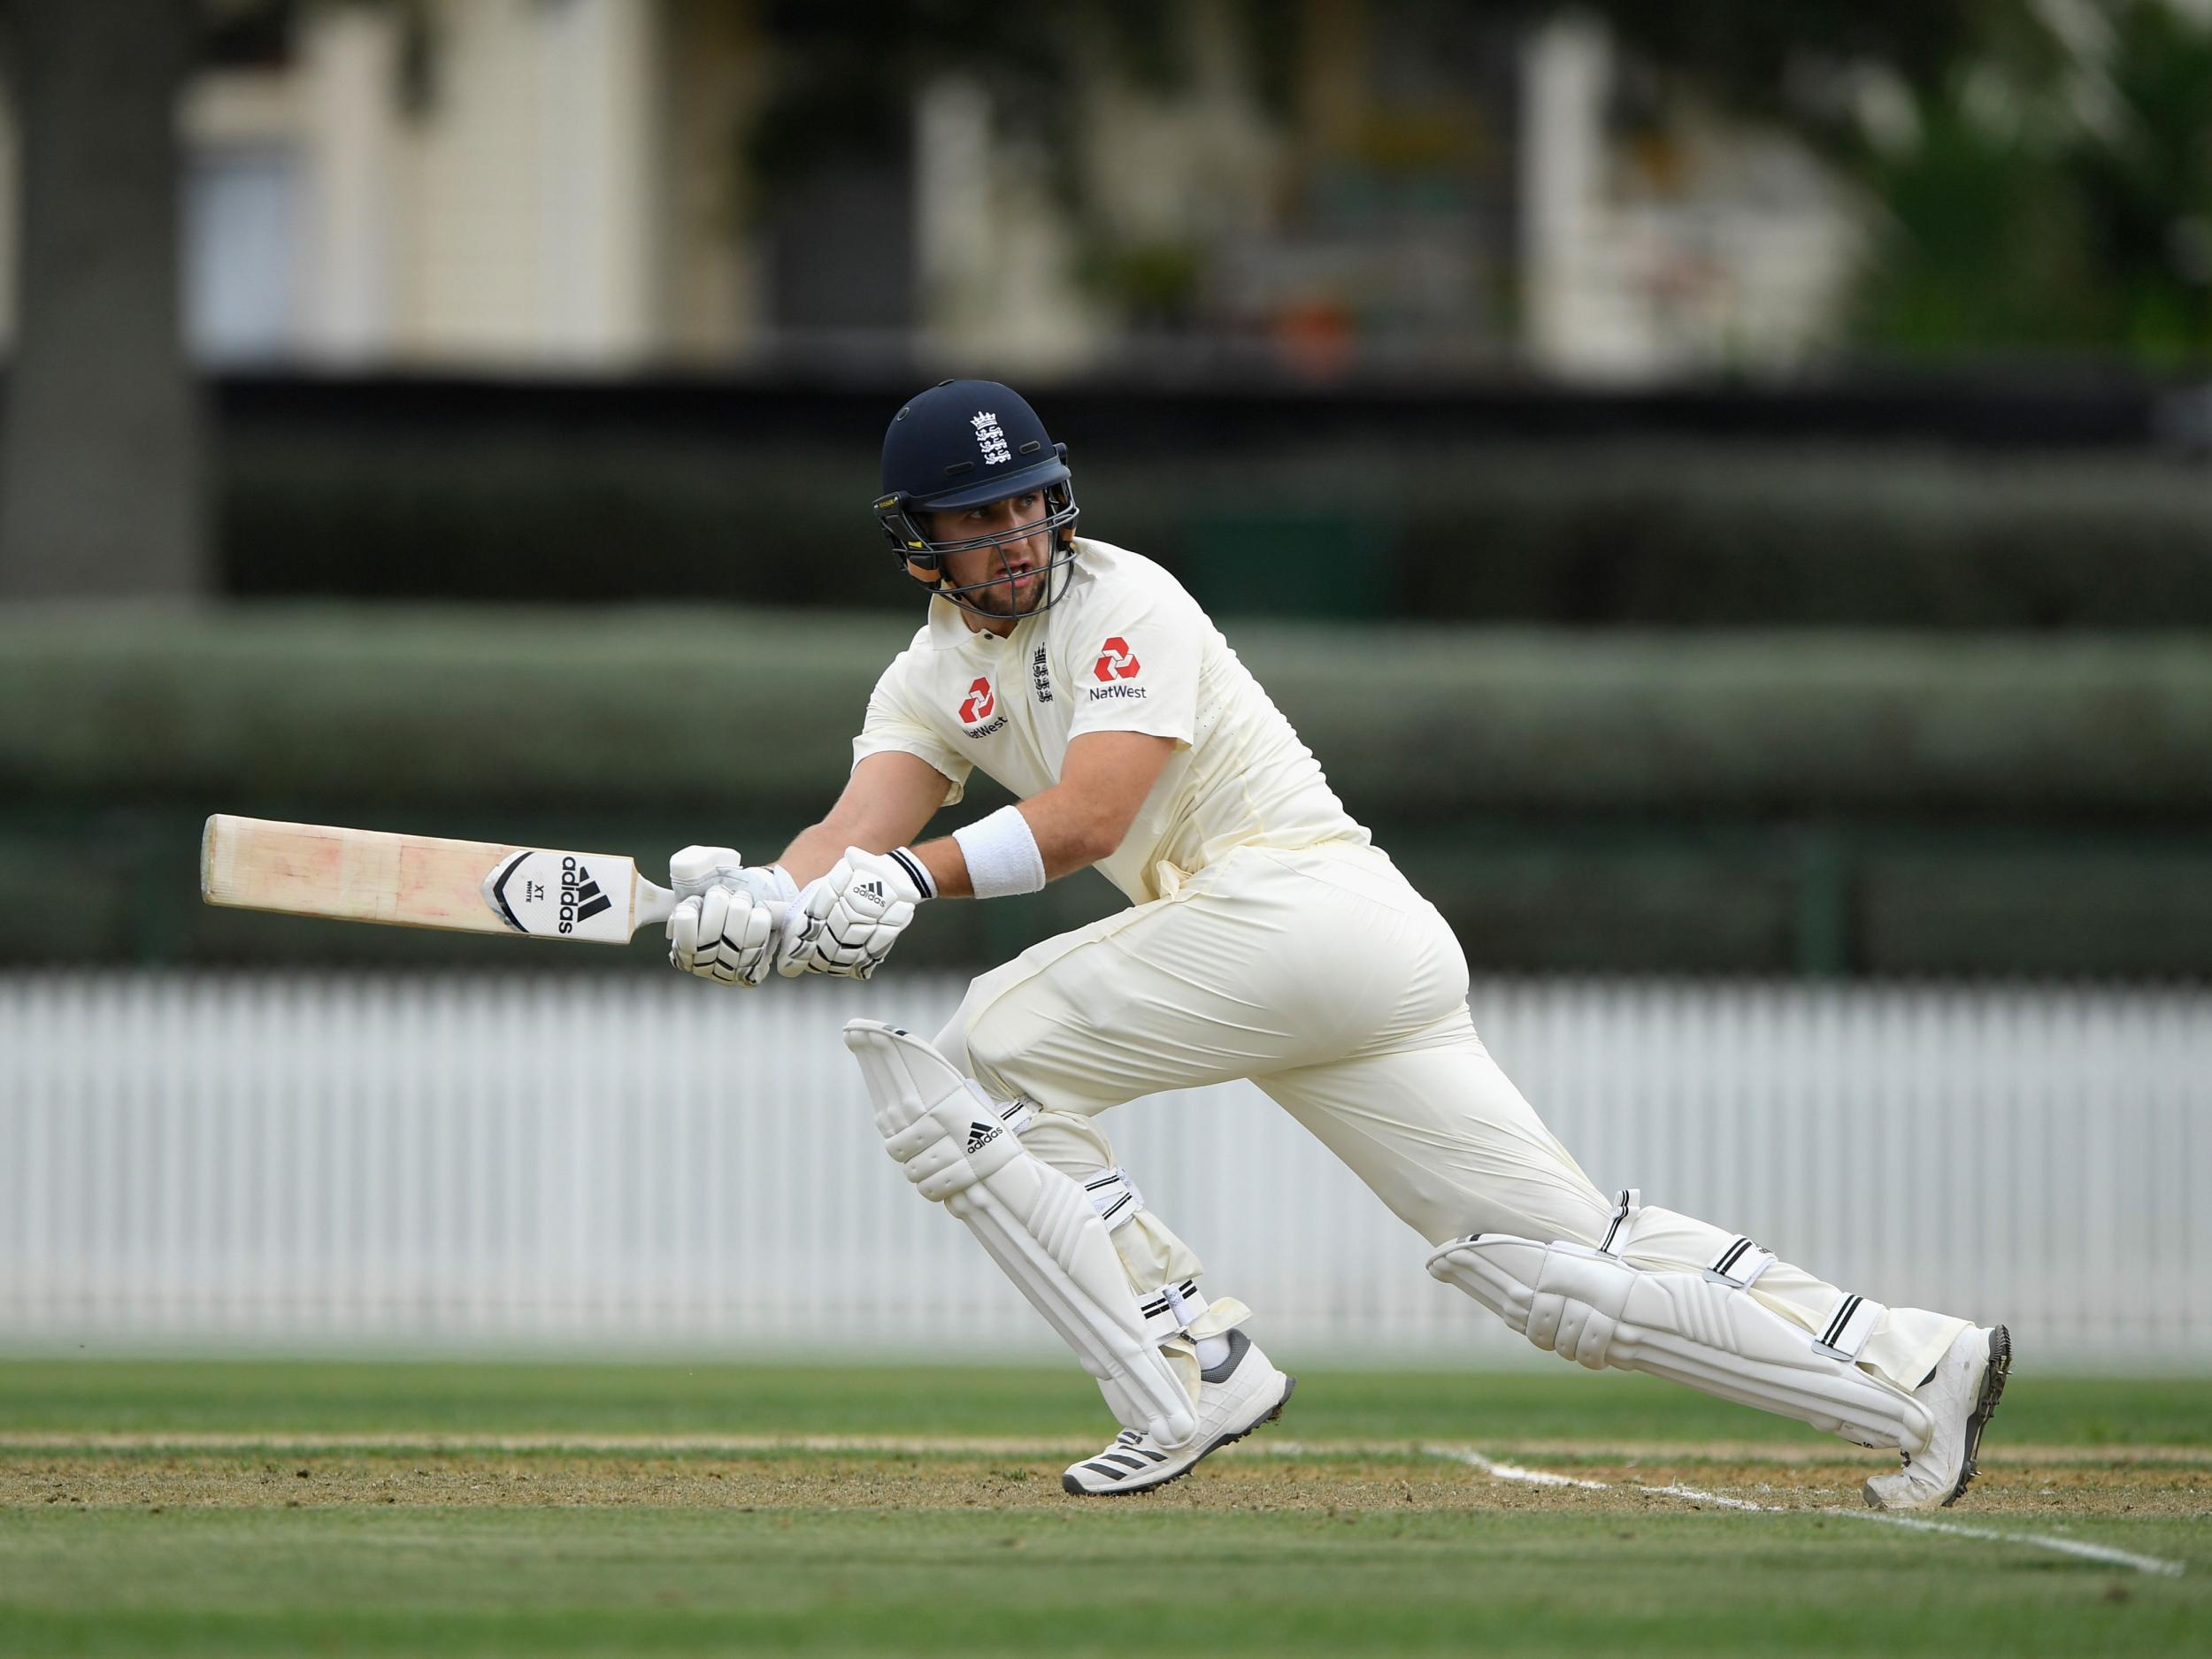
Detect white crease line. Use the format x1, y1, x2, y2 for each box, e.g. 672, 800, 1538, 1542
1425, 1446, 2185, 1578
1640, 1480, 1764, 1511
1828, 1507, 2186, 1578
1464, 1456, 1609, 1492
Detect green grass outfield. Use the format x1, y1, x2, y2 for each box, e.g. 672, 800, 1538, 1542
4, 1359, 2208, 1657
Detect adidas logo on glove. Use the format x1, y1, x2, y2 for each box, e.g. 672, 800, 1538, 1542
965, 1121, 1001, 1153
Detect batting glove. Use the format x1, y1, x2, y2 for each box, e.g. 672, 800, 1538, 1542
776, 847, 934, 979
665, 845, 797, 987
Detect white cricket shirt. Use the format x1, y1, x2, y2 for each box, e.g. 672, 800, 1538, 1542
852, 539, 1369, 905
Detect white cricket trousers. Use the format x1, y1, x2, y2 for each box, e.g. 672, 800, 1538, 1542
935, 841, 1967, 1392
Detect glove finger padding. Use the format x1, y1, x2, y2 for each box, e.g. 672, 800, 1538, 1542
666, 895, 708, 974
723, 889, 778, 987
668, 886, 775, 986
774, 878, 834, 977
823, 899, 914, 978
698, 887, 740, 983
714, 887, 779, 987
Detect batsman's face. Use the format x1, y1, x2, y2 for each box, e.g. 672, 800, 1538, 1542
916, 492, 1051, 629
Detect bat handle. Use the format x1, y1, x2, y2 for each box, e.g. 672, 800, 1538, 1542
634, 878, 678, 933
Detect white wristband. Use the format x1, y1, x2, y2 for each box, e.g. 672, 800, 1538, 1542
951, 805, 1047, 899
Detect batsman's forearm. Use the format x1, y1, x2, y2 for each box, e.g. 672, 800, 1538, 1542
778, 815, 985, 893
914, 836, 973, 898
777, 752, 955, 885
776, 823, 871, 887
1015, 787, 1125, 879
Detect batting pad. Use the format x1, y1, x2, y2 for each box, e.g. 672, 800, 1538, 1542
1429, 1235, 1935, 1454
843, 1020, 1199, 1448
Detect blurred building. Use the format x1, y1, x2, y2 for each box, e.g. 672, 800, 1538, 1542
0, 0, 1859, 380
181, 0, 730, 369
1521, 17, 1859, 378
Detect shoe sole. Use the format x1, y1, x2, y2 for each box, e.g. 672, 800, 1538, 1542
1941, 1323, 2011, 1509
1061, 1373, 1296, 1497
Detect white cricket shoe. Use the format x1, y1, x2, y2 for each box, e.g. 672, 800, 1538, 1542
1863, 1324, 2011, 1512
1061, 1329, 1294, 1496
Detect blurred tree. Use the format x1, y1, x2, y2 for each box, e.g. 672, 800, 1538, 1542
1850, 108, 2104, 353
0, 0, 208, 599
2081, 2, 2212, 362
1843, 1, 2212, 362
1522, 0, 2212, 365
1513, 0, 2036, 126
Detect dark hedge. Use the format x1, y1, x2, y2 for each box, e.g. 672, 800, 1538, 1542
221, 431, 2212, 628
7, 607, 2209, 976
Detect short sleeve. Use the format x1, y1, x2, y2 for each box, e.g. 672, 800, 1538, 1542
1065, 582, 1203, 748
850, 656, 971, 807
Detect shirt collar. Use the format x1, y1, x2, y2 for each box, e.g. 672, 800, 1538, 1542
925, 591, 987, 649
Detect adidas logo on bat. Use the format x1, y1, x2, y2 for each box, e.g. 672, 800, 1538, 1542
965, 1121, 1001, 1153
559, 856, 612, 933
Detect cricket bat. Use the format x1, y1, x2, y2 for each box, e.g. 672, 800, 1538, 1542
200, 814, 678, 946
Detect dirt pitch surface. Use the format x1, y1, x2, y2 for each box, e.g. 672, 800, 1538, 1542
6, 1435, 2205, 1531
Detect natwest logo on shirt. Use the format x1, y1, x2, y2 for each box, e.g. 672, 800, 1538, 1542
1093, 636, 1141, 682
958, 677, 995, 722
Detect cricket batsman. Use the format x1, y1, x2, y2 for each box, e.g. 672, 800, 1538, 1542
664, 380, 2010, 1509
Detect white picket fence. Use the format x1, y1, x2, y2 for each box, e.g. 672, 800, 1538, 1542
3, 972, 2207, 1365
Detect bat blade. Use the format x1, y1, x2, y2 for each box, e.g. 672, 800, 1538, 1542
200, 815, 674, 945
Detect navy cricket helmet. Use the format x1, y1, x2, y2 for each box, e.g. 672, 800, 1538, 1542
874, 379, 1080, 617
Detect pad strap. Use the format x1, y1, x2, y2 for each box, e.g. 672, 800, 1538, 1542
1082, 1166, 1145, 1231
1138, 1279, 1209, 1342
1812, 1292, 1887, 1363
1704, 1235, 1778, 1290
1597, 1188, 1640, 1256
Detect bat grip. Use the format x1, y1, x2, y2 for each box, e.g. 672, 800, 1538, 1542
634, 879, 678, 931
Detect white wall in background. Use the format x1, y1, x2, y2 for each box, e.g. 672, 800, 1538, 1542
3, 973, 2205, 1366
